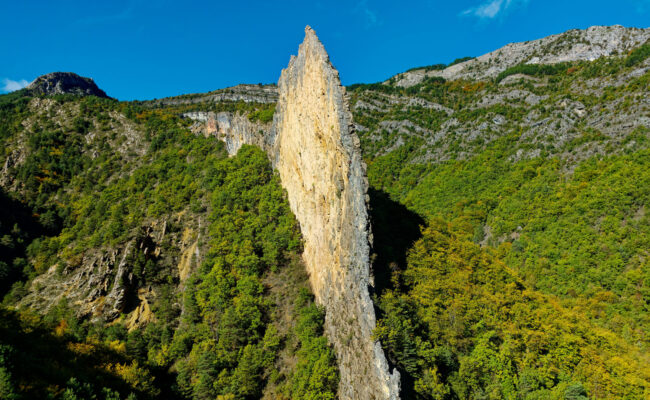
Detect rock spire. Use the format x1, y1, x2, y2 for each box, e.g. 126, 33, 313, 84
269, 26, 400, 399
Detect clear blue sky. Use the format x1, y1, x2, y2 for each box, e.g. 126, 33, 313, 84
1, 0, 648, 100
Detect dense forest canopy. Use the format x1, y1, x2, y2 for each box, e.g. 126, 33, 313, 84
352, 38, 650, 400
0, 96, 337, 399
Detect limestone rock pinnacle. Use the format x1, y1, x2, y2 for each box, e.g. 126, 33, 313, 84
269, 26, 401, 400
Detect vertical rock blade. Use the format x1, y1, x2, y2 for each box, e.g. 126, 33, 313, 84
271, 26, 400, 399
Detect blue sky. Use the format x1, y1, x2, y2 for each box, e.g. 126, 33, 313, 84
1, 0, 648, 100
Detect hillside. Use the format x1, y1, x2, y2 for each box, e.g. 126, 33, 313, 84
0, 89, 337, 399
0, 24, 649, 400
351, 26, 650, 399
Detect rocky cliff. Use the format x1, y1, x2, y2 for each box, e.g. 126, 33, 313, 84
152, 84, 278, 105
184, 111, 270, 155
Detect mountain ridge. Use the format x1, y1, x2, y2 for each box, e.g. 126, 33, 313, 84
16, 25, 648, 104
390, 24, 649, 86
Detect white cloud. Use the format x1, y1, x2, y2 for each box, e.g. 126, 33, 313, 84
355, 0, 382, 29
461, 0, 528, 19
76, 1, 135, 25
2, 78, 29, 93
636, 0, 650, 13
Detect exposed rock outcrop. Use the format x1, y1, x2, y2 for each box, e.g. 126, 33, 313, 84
18, 216, 200, 324
184, 111, 270, 155
19, 242, 133, 321
25, 72, 110, 98
153, 84, 278, 106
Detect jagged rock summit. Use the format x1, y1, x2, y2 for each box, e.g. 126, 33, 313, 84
270, 26, 400, 400
25, 72, 109, 98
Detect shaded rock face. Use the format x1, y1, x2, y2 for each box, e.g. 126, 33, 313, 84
25, 72, 109, 98
249, 26, 398, 400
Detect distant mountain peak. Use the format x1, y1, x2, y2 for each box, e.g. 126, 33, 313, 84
25, 72, 109, 98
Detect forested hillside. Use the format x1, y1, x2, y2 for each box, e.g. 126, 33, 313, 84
0, 93, 337, 399
350, 40, 650, 398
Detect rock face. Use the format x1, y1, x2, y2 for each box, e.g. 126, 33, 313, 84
25, 72, 109, 98
267, 27, 399, 399
19, 242, 134, 320
18, 216, 201, 326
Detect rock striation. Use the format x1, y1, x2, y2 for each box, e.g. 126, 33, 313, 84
25, 72, 110, 98
153, 84, 278, 106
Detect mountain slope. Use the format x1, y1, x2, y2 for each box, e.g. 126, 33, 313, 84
0, 24, 649, 400
0, 86, 338, 399
347, 26, 650, 399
